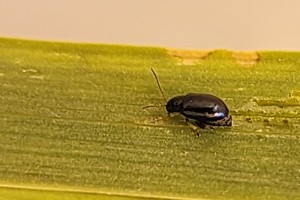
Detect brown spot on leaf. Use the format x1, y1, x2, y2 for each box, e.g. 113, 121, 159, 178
167, 48, 261, 66
167, 48, 210, 65
232, 51, 261, 66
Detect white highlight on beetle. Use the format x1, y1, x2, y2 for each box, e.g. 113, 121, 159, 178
214, 112, 225, 117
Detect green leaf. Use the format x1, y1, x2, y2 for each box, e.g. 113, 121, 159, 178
0, 38, 300, 200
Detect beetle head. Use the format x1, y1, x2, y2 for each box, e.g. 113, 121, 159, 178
166, 95, 184, 113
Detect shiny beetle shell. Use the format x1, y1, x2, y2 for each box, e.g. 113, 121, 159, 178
166, 93, 232, 128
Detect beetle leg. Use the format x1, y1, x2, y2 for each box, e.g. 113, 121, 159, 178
194, 121, 206, 129
185, 117, 189, 124
185, 118, 201, 137
168, 112, 180, 117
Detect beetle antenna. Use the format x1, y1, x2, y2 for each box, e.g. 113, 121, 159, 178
142, 102, 167, 110
142, 104, 161, 110
151, 68, 168, 103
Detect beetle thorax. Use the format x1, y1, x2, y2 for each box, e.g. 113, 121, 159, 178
166, 95, 185, 113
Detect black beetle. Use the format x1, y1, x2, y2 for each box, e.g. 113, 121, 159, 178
145, 68, 232, 132
166, 93, 232, 128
